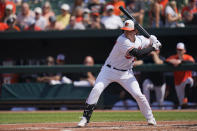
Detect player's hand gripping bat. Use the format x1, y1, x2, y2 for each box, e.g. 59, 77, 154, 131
119, 6, 162, 49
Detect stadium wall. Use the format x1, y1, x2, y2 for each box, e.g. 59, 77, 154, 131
0, 28, 197, 64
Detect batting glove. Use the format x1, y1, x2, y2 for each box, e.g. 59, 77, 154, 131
150, 35, 157, 43
152, 40, 162, 50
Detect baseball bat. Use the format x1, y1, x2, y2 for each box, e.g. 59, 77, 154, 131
119, 6, 150, 38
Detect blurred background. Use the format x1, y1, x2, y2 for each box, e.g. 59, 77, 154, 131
0, 0, 197, 111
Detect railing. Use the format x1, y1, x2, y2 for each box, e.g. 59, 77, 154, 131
1, 63, 196, 109
0, 63, 196, 74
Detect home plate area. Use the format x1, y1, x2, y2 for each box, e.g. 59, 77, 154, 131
0, 121, 197, 131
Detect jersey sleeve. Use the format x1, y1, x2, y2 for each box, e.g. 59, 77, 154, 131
137, 35, 151, 48
166, 55, 177, 62
118, 37, 134, 55
186, 55, 195, 62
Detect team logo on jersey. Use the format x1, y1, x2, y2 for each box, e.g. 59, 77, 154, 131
125, 22, 129, 27
125, 54, 131, 59
125, 47, 133, 59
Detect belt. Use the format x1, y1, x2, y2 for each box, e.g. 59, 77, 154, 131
106, 64, 127, 72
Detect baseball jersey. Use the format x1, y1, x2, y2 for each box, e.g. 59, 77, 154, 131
166, 54, 195, 85
105, 34, 150, 70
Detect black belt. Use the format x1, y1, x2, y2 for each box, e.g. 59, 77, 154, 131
106, 64, 127, 72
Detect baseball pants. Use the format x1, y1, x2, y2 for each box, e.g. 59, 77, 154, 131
86, 65, 154, 120
142, 79, 166, 106
175, 77, 193, 105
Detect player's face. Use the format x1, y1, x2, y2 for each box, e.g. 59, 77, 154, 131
176, 49, 186, 55
125, 29, 137, 37
84, 57, 94, 66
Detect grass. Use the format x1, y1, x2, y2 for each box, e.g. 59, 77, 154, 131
0, 110, 197, 124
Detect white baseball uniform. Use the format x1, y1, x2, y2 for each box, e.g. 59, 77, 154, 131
175, 77, 193, 105
86, 33, 155, 120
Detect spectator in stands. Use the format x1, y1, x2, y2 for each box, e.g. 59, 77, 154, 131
66, 16, 85, 30
71, 0, 86, 15
183, 11, 197, 26
136, 49, 166, 109
112, 90, 138, 110
84, 0, 106, 4
0, 0, 16, 22
87, 0, 105, 15
126, 0, 145, 26
90, 12, 105, 29
73, 7, 84, 23
34, 7, 47, 30
82, 8, 92, 28
0, 21, 8, 31
24, 19, 41, 31
56, 3, 71, 29
42, 1, 55, 26
149, 0, 168, 28
181, 0, 197, 17
166, 42, 195, 108
3, 4, 15, 23
16, 2, 35, 29
159, 0, 169, 13
73, 56, 96, 87
5, 15, 20, 31
14, 0, 22, 6
101, 5, 123, 29
106, 0, 125, 16
45, 16, 64, 30
165, 0, 184, 28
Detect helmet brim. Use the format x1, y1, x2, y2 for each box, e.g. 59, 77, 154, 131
121, 27, 134, 31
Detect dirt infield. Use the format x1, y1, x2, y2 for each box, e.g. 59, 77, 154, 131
0, 110, 197, 131
0, 121, 197, 131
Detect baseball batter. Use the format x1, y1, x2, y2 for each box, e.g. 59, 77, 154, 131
78, 20, 161, 127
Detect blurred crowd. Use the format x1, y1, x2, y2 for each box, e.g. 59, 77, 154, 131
0, 0, 197, 32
